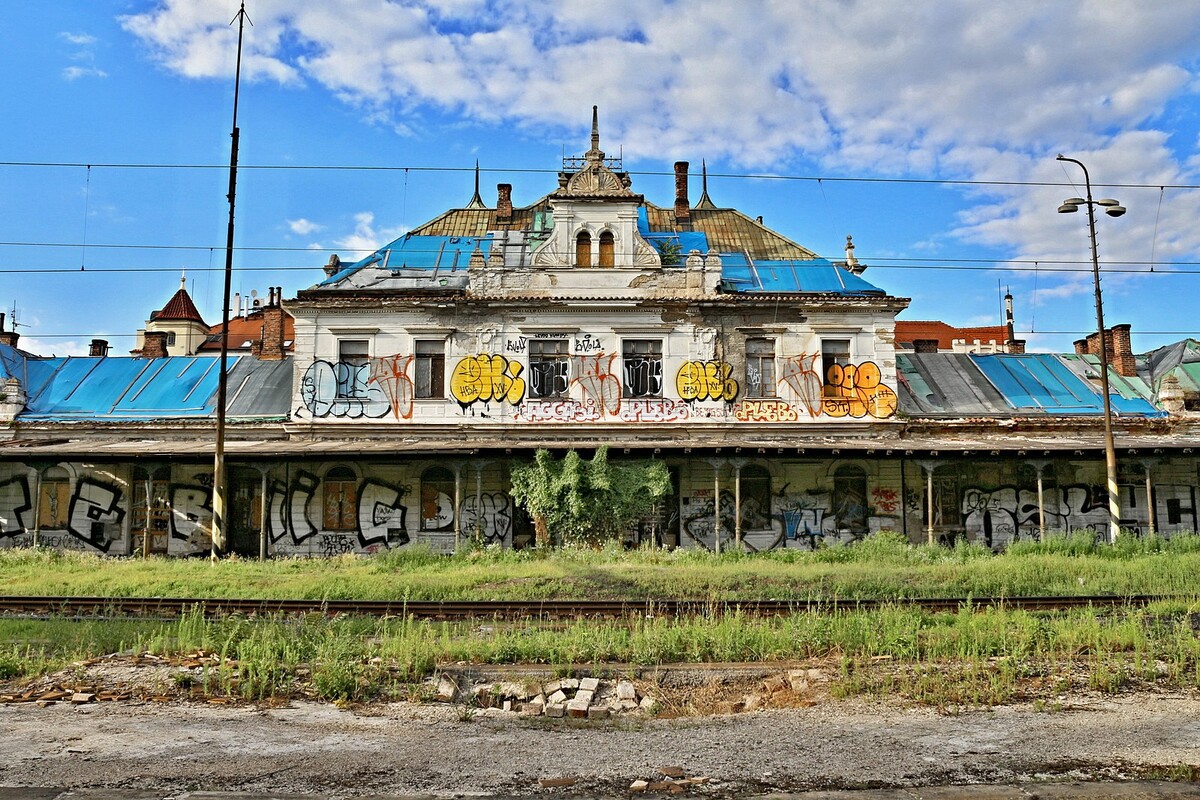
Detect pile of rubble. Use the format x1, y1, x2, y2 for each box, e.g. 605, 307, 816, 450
435, 674, 656, 719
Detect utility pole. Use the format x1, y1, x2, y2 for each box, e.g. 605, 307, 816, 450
212, 2, 251, 562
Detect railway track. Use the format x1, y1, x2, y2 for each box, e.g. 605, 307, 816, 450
0, 594, 1183, 620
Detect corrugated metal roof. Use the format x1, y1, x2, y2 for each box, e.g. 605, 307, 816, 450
897, 352, 1165, 418
15, 353, 292, 421
322, 233, 490, 286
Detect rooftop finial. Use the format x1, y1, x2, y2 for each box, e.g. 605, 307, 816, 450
696, 159, 716, 209
585, 105, 604, 162
180, 269, 187, 291
465, 159, 486, 209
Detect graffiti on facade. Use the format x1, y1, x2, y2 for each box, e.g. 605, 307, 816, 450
460, 492, 512, 546
299, 360, 391, 419
870, 487, 900, 516
66, 478, 126, 552
358, 480, 410, 548
776, 491, 831, 550
320, 533, 355, 557
676, 360, 738, 403
620, 398, 692, 422
733, 398, 799, 422
681, 490, 736, 551
169, 483, 213, 551
422, 489, 455, 531
0, 476, 31, 537
777, 353, 823, 417
449, 354, 526, 411
570, 353, 622, 415
574, 334, 603, 353
515, 399, 601, 423
960, 483, 1108, 548
368, 355, 416, 420
821, 362, 898, 419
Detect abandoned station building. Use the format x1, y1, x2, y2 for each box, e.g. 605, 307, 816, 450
2, 113, 1199, 557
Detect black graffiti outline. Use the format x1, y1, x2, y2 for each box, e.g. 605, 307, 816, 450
65, 477, 127, 553
0, 476, 32, 538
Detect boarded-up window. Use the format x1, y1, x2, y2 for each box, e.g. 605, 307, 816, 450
575, 231, 592, 267
622, 339, 663, 398
833, 464, 868, 534
529, 339, 569, 399
323, 466, 357, 531
38, 472, 70, 530
739, 465, 772, 530
821, 339, 852, 398
421, 466, 455, 531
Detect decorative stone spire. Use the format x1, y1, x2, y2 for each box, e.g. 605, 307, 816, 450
844, 235, 865, 274
584, 105, 604, 163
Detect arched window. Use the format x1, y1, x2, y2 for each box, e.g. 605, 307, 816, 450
832, 464, 868, 535
421, 466, 455, 531
739, 464, 772, 530
323, 466, 357, 531
598, 230, 615, 267
575, 231, 592, 267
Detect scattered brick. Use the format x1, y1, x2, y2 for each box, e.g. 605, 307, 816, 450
659, 766, 686, 778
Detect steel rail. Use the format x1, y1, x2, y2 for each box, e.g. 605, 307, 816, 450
0, 594, 1182, 620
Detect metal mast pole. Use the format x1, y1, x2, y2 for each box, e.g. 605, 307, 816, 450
1057, 155, 1121, 542
212, 2, 251, 561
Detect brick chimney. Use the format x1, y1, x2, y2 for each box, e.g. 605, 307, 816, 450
1008, 339, 1027, 355
1111, 323, 1135, 377
496, 184, 513, 224
323, 254, 341, 278
89, 338, 109, 357
913, 339, 940, 354
1074, 338, 1088, 355
253, 286, 286, 361
0, 313, 18, 349
673, 161, 691, 224
140, 331, 168, 359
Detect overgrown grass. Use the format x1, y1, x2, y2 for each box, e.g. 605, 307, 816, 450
4, 532, 1200, 602
3, 599, 1199, 708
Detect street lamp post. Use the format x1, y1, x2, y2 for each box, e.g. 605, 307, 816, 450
1056, 154, 1126, 543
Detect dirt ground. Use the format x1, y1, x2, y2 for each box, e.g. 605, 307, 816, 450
1, 658, 1199, 797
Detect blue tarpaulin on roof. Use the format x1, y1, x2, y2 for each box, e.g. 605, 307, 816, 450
321, 234, 492, 285
721, 255, 885, 294
22, 355, 228, 419
636, 207, 710, 254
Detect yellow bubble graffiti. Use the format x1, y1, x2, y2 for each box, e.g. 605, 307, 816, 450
821, 361, 898, 418
676, 360, 739, 402
450, 354, 527, 409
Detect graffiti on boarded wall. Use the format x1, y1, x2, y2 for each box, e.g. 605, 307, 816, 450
778, 354, 824, 416
570, 353, 622, 415
681, 490, 736, 551
300, 360, 391, 419
460, 492, 512, 546
960, 484, 1109, 548
0, 476, 32, 537
170, 483, 213, 552
265, 472, 410, 551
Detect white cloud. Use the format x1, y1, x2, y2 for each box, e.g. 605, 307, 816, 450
287, 218, 323, 235
62, 66, 108, 81
59, 32, 98, 45
333, 211, 407, 255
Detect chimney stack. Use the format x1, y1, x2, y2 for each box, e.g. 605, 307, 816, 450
140, 331, 168, 359
496, 184, 513, 224
673, 161, 691, 224
254, 286, 286, 361
0, 313, 16, 349
323, 254, 341, 278
89, 338, 109, 357
1111, 323, 1135, 377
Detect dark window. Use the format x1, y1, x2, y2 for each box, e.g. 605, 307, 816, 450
833, 464, 869, 534
927, 465, 962, 528
745, 338, 776, 397
323, 466, 357, 531
598, 230, 615, 267
1167, 498, 1183, 525
622, 339, 663, 398
529, 339, 569, 399
821, 339, 852, 398
337, 339, 369, 399
421, 466, 455, 531
739, 464, 772, 530
575, 231, 592, 266
165, 331, 177, 346
414, 340, 445, 399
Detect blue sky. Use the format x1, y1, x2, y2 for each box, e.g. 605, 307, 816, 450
4, 1, 1200, 356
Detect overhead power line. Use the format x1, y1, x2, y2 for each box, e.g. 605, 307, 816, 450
1, 159, 1198, 191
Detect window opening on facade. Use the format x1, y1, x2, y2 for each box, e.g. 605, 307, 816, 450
821, 339, 852, 398
323, 466, 358, 531
575, 231, 592, 266
336, 339, 369, 399
745, 338, 776, 397
740, 464, 772, 530
832, 464, 868, 535
598, 230, 615, 267
622, 339, 663, 398
529, 339, 570, 399
420, 466, 455, 531
927, 465, 962, 529
414, 340, 445, 399
132, 467, 170, 554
